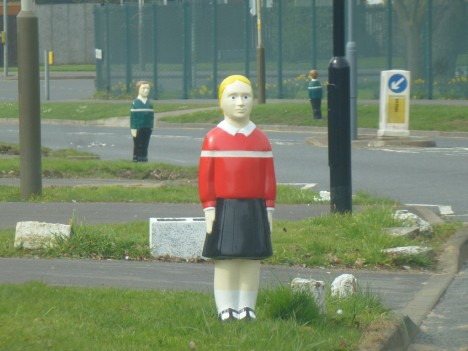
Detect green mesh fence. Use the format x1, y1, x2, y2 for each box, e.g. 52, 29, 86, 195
94, 0, 468, 100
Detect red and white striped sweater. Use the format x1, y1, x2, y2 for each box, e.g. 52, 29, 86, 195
198, 121, 276, 210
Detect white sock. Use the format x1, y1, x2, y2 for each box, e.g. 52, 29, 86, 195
238, 290, 258, 313
214, 289, 239, 316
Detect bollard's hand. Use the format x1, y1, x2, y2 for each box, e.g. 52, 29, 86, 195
131, 129, 137, 138
267, 209, 273, 232
204, 208, 216, 234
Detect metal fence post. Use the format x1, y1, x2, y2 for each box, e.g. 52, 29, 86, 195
3, 0, 8, 76
152, 2, 158, 99
346, 0, 357, 140
183, 0, 191, 99
277, 0, 283, 99
425, 0, 433, 99
212, 0, 218, 99
125, 3, 132, 93
243, 0, 250, 78
386, 0, 392, 69
256, 0, 265, 103
104, 3, 111, 93
94, 6, 103, 91
311, 0, 317, 70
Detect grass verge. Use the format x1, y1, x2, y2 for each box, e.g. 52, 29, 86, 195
0, 102, 215, 120
1, 101, 468, 132
0, 153, 199, 181
0, 281, 392, 351
0, 207, 459, 270
159, 102, 468, 132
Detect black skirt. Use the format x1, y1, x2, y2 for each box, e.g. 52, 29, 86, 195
202, 198, 273, 259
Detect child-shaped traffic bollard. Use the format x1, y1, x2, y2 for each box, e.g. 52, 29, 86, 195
198, 75, 277, 322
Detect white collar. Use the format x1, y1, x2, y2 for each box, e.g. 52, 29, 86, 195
217, 120, 256, 136
137, 96, 148, 104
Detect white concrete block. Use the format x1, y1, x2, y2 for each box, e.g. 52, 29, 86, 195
291, 277, 326, 313
149, 217, 207, 260
393, 210, 433, 234
331, 274, 358, 298
382, 246, 432, 256
385, 226, 420, 238
14, 221, 71, 249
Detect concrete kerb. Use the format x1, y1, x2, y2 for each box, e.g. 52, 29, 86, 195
368, 223, 468, 351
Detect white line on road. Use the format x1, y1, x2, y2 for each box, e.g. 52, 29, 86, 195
405, 204, 454, 216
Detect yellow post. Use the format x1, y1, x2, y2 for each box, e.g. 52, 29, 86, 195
48, 50, 54, 65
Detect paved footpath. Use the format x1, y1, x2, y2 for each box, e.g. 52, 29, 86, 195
408, 261, 468, 351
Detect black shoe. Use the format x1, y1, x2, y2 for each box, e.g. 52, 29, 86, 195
238, 307, 256, 321
218, 308, 238, 323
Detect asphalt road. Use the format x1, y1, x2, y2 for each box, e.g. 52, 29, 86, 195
0, 75, 95, 102
1, 121, 468, 222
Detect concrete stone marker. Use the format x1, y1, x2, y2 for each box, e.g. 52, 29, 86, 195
385, 226, 420, 238
393, 210, 433, 234
331, 274, 358, 298
149, 217, 207, 260
291, 277, 326, 313
14, 221, 71, 249
382, 246, 432, 256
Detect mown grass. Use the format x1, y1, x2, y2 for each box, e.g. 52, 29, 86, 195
0, 102, 215, 120
0, 153, 199, 180
2, 101, 468, 132
0, 144, 392, 205
0, 207, 458, 270
0, 183, 392, 205
0, 281, 392, 351
161, 102, 468, 132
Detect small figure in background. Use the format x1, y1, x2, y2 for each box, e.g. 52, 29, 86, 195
130, 81, 154, 162
198, 75, 276, 322
307, 70, 323, 120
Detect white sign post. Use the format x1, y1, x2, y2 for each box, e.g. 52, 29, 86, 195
378, 70, 411, 137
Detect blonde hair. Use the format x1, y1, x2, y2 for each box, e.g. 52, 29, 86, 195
309, 70, 318, 79
218, 75, 253, 104
136, 80, 150, 94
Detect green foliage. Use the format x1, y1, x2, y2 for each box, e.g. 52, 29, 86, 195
259, 285, 322, 324
0, 157, 198, 182
0, 182, 389, 205
0, 184, 200, 203
268, 206, 453, 269
189, 76, 216, 99
0, 102, 215, 120
161, 101, 468, 132
0, 281, 391, 351
412, 76, 468, 100
0, 222, 149, 260
0, 209, 460, 270
257, 74, 313, 99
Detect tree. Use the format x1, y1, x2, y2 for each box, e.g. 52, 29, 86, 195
392, 0, 426, 80
392, 0, 467, 81
432, 0, 466, 80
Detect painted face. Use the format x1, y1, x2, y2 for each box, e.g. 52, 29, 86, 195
220, 80, 253, 123
139, 84, 150, 98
